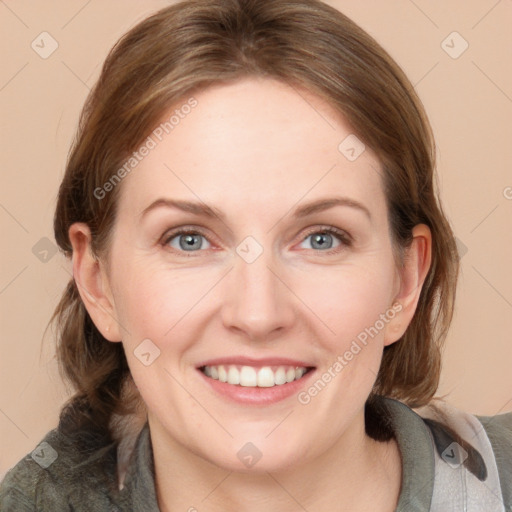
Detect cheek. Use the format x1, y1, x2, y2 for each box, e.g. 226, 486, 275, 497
112, 263, 214, 410
111, 258, 218, 346
299, 260, 397, 351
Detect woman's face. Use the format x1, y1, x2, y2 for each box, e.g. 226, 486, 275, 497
103, 77, 408, 471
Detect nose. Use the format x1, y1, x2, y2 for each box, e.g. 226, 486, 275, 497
221, 243, 296, 342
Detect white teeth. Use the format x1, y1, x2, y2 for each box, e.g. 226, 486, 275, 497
227, 366, 240, 385
239, 366, 257, 387
274, 367, 286, 385
257, 367, 275, 387
218, 365, 228, 383
201, 364, 310, 387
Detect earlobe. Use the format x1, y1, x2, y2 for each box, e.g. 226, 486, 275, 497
383, 224, 432, 346
68, 222, 122, 342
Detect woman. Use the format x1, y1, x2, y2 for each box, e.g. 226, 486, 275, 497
1, 0, 510, 510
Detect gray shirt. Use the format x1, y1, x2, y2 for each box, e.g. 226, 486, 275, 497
1, 397, 511, 511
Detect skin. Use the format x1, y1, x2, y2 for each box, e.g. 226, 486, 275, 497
70, 77, 431, 511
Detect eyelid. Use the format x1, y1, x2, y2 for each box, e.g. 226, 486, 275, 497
299, 225, 353, 244
161, 225, 220, 248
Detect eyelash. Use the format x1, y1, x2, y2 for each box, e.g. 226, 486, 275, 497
160, 225, 353, 257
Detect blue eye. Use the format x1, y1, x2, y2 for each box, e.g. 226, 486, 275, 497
301, 232, 339, 250
299, 228, 349, 251
165, 230, 211, 252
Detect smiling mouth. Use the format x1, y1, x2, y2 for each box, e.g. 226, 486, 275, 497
199, 364, 315, 388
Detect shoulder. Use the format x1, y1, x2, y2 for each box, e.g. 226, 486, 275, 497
477, 410, 512, 505
1, 428, 64, 511
380, 397, 512, 511
414, 398, 512, 452
477, 409, 512, 443
0, 427, 121, 511
416, 400, 512, 510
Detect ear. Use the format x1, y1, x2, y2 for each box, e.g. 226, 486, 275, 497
68, 222, 122, 342
383, 224, 432, 346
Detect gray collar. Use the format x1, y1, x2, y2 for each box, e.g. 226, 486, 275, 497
118, 423, 159, 511
384, 398, 435, 511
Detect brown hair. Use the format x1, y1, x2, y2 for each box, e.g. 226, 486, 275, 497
50, 0, 459, 443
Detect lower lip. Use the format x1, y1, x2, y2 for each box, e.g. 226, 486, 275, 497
197, 368, 316, 405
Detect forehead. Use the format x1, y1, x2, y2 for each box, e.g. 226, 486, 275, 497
116, 77, 386, 221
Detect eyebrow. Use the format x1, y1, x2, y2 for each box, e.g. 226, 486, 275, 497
139, 196, 372, 222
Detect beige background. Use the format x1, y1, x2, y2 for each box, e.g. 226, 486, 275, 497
1, 0, 511, 477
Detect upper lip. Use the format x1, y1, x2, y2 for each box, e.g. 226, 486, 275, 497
197, 356, 315, 368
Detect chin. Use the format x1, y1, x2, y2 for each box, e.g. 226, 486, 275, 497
196, 432, 310, 474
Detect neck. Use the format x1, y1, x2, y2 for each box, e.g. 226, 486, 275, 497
149, 412, 402, 512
